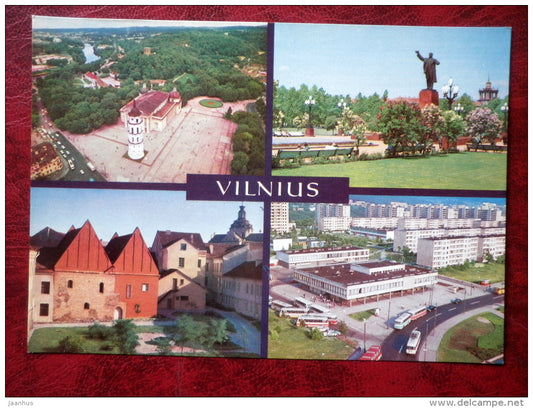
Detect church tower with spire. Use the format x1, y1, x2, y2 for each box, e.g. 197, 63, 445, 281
127, 100, 145, 160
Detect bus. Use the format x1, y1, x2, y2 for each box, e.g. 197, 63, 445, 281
406, 329, 422, 355
302, 313, 338, 325
407, 306, 427, 321
296, 314, 330, 328
279, 307, 308, 318
271, 300, 292, 311
393, 312, 412, 329
359, 346, 382, 361
294, 296, 313, 310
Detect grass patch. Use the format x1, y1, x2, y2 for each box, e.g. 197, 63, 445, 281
200, 99, 223, 108
272, 152, 507, 190
439, 262, 505, 284
268, 310, 354, 360
28, 326, 119, 354
437, 312, 504, 363
349, 309, 376, 322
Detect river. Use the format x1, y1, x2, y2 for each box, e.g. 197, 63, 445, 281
83, 43, 100, 63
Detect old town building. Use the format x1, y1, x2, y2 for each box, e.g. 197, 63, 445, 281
29, 221, 159, 325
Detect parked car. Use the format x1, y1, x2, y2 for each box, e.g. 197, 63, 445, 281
426, 305, 437, 312
323, 329, 341, 337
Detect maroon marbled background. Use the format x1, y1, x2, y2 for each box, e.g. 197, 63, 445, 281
6, 5, 527, 397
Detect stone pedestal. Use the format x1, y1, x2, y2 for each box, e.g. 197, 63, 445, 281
419, 89, 439, 108
305, 127, 315, 137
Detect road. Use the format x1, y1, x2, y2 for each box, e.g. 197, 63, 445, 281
381, 293, 503, 361
48, 130, 106, 181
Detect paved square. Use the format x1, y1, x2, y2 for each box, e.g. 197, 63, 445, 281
63, 97, 256, 183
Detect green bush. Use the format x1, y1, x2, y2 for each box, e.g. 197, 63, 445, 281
58, 336, 86, 353
87, 322, 114, 340
308, 328, 324, 340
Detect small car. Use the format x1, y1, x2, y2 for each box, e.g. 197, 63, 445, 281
323, 329, 341, 337
426, 305, 437, 312
451, 298, 462, 304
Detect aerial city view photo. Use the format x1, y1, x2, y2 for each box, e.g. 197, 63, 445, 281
271, 23, 511, 191
31, 16, 267, 183
269, 197, 505, 362
28, 188, 264, 357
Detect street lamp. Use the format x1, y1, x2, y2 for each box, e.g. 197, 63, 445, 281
453, 103, 464, 117
442, 78, 459, 110
304, 95, 315, 136
337, 99, 347, 135
501, 102, 509, 144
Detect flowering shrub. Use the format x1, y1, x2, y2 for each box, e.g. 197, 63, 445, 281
465, 107, 503, 145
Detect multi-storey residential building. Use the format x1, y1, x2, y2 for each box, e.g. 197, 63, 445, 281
416, 234, 506, 269
271, 202, 292, 234
218, 260, 263, 320
151, 230, 207, 286
293, 260, 437, 305
394, 225, 506, 252
276, 246, 369, 269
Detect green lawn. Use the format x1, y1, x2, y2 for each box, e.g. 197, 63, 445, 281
268, 311, 355, 360
28, 326, 119, 354
439, 262, 505, 284
349, 309, 376, 322
437, 312, 504, 363
272, 152, 507, 190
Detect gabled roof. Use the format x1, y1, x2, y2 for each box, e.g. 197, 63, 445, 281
224, 261, 263, 281
105, 227, 158, 275
154, 230, 206, 251
37, 220, 111, 272
30, 226, 65, 249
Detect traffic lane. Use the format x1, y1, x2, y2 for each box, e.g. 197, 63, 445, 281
52, 131, 106, 181
382, 293, 499, 361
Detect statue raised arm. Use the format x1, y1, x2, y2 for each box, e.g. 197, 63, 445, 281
415, 51, 440, 90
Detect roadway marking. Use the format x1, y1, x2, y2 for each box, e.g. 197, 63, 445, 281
471, 301, 480, 305
449, 308, 457, 311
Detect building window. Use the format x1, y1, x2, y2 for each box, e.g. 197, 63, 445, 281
84, 303, 90, 310
198, 259, 202, 268
141, 283, 149, 292
126, 284, 132, 299
173, 278, 178, 290
67, 280, 73, 288
99, 282, 104, 293
179, 296, 189, 301
39, 303, 49, 317
180, 243, 187, 251
41, 281, 50, 294
179, 258, 185, 267
180, 279, 184, 286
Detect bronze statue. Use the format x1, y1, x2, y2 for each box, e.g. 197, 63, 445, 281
416, 51, 440, 90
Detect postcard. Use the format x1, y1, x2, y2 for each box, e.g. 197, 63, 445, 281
28, 16, 509, 364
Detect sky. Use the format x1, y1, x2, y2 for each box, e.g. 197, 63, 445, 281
274, 23, 511, 100
32, 15, 266, 30
30, 187, 265, 246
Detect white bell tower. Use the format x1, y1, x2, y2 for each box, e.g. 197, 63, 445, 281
127, 100, 145, 160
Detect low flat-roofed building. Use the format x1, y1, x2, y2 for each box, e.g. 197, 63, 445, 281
293, 260, 437, 304
276, 246, 369, 269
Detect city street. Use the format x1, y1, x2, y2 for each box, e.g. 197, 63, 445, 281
269, 264, 501, 361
